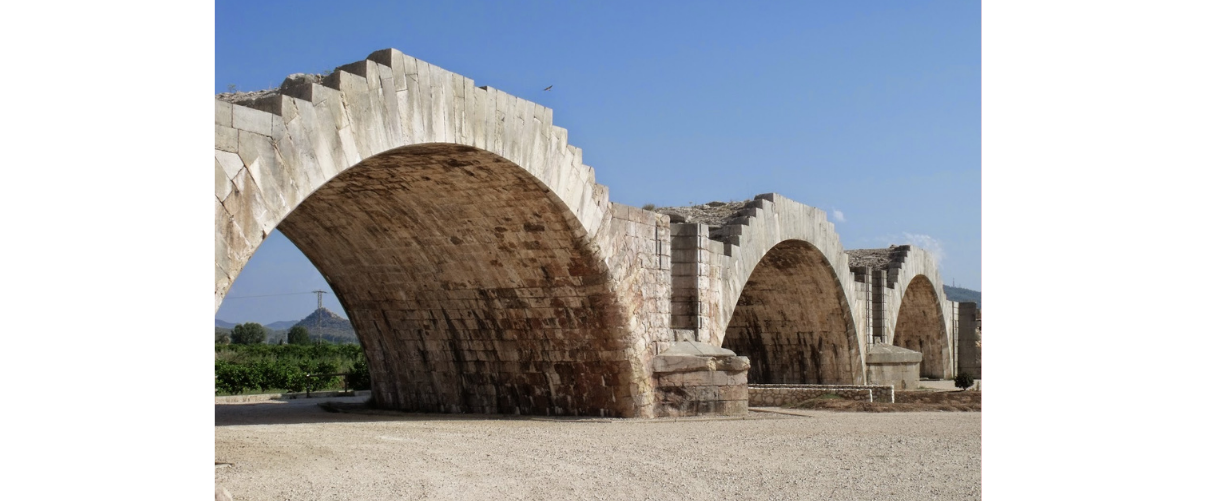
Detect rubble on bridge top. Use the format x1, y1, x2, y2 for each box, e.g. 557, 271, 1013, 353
652, 200, 755, 227
846, 245, 910, 271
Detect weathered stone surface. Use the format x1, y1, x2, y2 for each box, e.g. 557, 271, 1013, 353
956, 302, 981, 378
866, 343, 923, 364
215, 100, 232, 127
215, 159, 232, 202
214, 150, 243, 182
651, 341, 749, 417
216, 124, 238, 153
214, 48, 969, 419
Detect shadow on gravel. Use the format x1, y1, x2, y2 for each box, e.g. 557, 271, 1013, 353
216, 398, 793, 426
216, 397, 659, 427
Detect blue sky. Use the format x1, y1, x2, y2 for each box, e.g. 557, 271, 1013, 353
215, 0, 981, 324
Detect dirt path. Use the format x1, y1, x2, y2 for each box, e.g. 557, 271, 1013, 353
216, 397, 980, 500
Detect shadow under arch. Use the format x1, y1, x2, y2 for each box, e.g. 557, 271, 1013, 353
274, 143, 638, 417
720, 240, 862, 384
892, 275, 948, 379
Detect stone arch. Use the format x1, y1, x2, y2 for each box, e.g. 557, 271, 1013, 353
892, 274, 950, 379
215, 49, 656, 417
867, 246, 953, 380
720, 240, 861, 384
216, 49, 608, 309
698, 194, 864, 384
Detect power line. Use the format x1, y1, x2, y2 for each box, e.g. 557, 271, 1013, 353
223, 291, 317, 299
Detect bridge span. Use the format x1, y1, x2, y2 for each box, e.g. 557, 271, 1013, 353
215, 48, 978, 418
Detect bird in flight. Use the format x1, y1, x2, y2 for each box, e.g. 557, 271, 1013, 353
544, 85, 553, 91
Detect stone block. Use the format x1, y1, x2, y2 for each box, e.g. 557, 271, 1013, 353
215, 100, 232, 127
660, 370, 729, 387
214, 150, 243, 182
216, 125, 238, 153
718, 384, 748, 401
215, 159, 232, 202
232, 104, 274, 137
651, 355, 713, 373
716, 356, 750, 372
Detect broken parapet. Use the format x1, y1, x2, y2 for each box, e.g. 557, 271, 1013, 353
652, 341, 749, 417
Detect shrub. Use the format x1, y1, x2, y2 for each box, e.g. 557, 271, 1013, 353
300, 361, 340, 390
641, 203, 656, 211
955, 371, 975, 391
215, 360, 262, 395
346, 360, 372, 390
214, 343, 368, 394
256, 361, 306, 392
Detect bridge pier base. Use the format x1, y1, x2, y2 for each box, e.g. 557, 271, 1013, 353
652, 341, 750, 417
865, 344, 922, 390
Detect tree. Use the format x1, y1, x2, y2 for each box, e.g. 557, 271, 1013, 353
231, 322, 267, 345
215, 333, 231, 345
287, 325, 311, 345
955, 371, 975, 391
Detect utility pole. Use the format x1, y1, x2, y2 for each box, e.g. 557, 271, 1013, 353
313, 290, 327, 343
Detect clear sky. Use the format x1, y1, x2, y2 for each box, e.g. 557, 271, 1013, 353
215, 0, 981, 324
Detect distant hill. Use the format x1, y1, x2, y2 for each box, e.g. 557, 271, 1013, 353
293, 307, 358, 344
214, 308, 357, 344
266, 320, 299, 330
215, 318, 291, 330
943, 285, 981, 306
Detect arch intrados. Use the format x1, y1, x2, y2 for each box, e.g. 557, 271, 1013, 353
893, 274, 947, 378
264, 143, 633, 416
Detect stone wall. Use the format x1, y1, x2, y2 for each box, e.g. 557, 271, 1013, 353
596, 203, 676, 414
956, 302, 981, 379
668, 223, 716, 341
748, 384, 895, 406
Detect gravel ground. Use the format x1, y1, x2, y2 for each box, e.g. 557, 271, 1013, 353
216, 397, 980, 500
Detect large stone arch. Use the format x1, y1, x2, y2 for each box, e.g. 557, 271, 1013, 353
215, 49, 669, 417
721, 240, 861, 384
674, 194, 865, 384
866, 246, 953, 379
893, 275, 948, 379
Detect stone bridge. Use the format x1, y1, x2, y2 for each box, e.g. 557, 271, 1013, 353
215, 48, 978, 418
